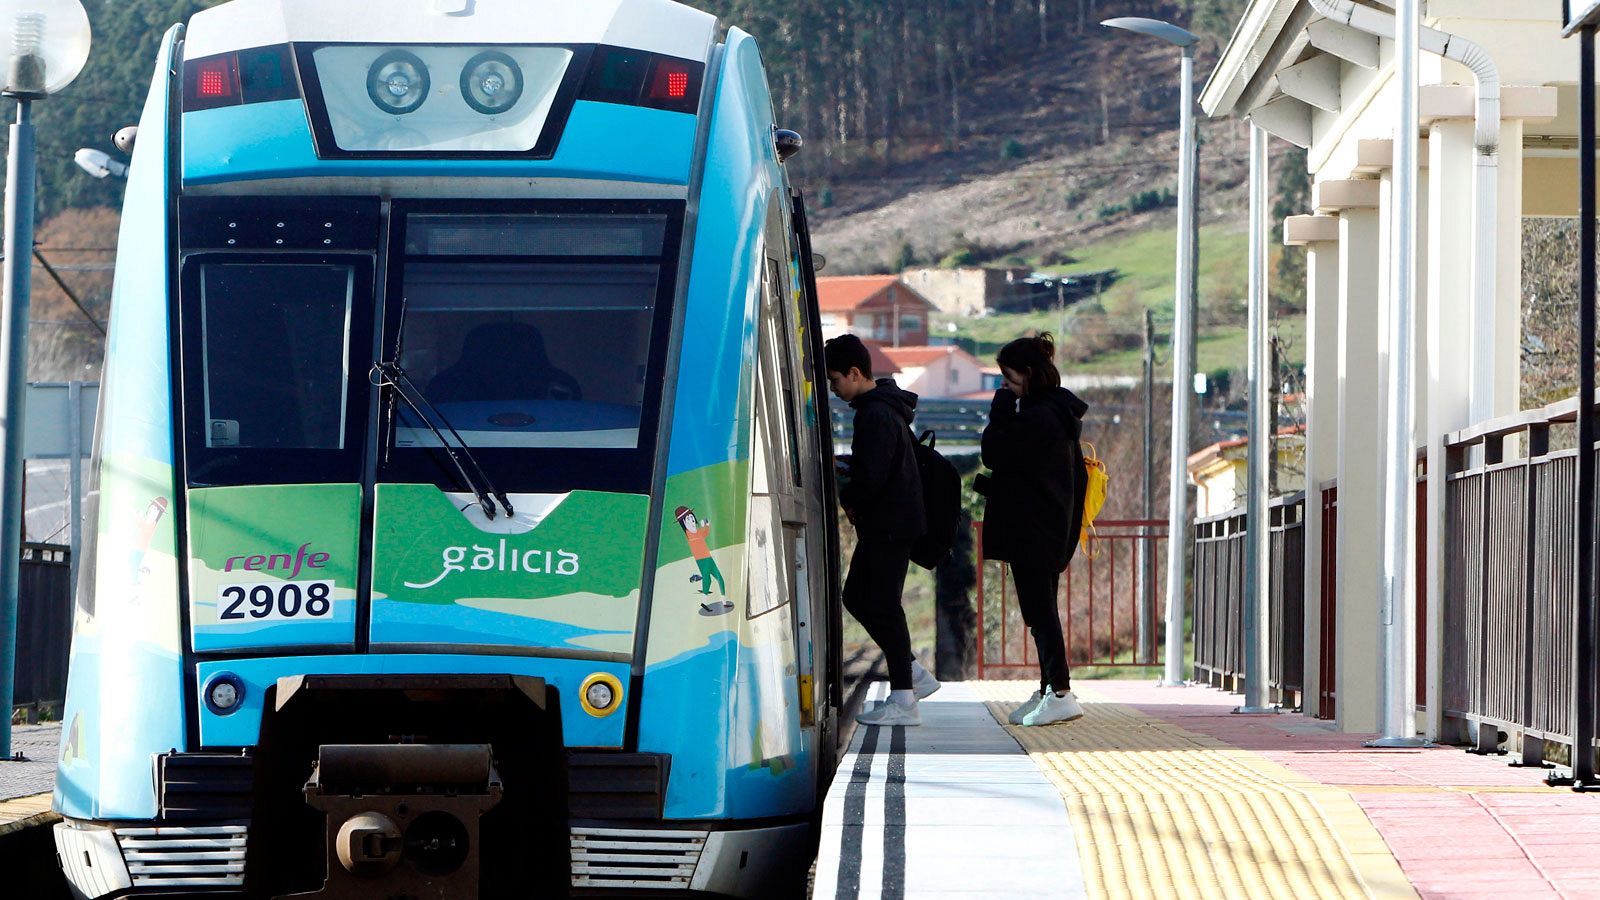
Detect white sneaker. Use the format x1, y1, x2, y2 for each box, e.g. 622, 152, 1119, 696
1008, 689, 1046, 725
1022, 691, 1084, 727
856, 698, 921, 727
912, 665, 942, 700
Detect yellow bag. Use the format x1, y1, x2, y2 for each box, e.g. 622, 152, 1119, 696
1080, 442, 1109, 559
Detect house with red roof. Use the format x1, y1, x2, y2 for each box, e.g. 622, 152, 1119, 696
816, 275, 933, 348
880, 345, 987, 399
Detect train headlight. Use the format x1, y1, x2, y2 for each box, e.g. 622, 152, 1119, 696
366, 50, 430, 115
205, 674, 246, 716
461, 51, 523, 115
580, 673, 623, 717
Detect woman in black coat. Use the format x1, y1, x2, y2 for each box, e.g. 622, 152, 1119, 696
979, 334, 1089, 727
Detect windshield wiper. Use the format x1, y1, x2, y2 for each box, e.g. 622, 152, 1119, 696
372, 361, 514, 520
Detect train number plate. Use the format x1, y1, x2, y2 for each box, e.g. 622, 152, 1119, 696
217, 581, 336, 623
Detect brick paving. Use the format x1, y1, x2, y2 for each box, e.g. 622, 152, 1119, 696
1, 723, 59, 803
1089, 681, 1600, 900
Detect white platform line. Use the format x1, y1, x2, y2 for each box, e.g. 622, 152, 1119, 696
814, 681, 1088, 899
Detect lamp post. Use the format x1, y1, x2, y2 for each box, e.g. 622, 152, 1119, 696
1101, 16, 1199, 687
1561, 0, 1600, 788
0, 0, 91, 761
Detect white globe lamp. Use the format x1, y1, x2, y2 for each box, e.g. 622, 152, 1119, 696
0, 0, 91, 98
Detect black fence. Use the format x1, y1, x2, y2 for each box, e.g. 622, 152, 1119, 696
1192, 494, 1305, 707
14, 543, 71, 719
1442, 399, 1591, 763
829, 398, 989, 446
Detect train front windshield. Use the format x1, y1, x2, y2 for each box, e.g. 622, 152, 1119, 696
179, 199, 683, 495
392, 214, 666, 451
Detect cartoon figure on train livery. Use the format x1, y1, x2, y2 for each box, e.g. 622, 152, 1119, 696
675, 506, 729, 612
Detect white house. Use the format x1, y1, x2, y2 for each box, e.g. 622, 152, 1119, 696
879, 346, 987, 399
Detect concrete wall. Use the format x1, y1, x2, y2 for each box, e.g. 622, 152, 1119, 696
899, 267, 1030, 317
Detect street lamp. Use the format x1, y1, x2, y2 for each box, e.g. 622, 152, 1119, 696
1101, 17, 1199, 688
73, 147, 126, 180
0, 0, 92, 761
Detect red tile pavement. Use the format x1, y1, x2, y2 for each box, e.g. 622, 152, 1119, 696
1087, 681, 1600, 899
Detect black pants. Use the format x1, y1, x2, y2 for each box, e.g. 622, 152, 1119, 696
843, 539, 915, 691
1012, 562, 1070, 693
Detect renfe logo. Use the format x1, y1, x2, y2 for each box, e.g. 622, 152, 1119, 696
224, 542, 330, 579
405, 539, 581, 590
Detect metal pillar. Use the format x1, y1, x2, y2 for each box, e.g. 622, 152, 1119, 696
1161, 43, 1198, 687
1139, 308, 1156, 662
1238, 124, 1274, 714
68, 381, 82, 603
1368, 0, 1428, 749
1565, 22, 1597, 788
0, 99, 36, 760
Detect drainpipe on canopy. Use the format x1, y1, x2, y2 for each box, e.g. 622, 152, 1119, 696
1305, 0, 1502, 423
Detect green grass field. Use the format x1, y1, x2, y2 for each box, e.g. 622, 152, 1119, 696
933, 224, 1307, 377
1046, 223, 1252, 310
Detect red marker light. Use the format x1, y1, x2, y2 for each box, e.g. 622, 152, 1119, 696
645, 59, 697, 110
186, 53, 243, 111
197, 58, 237, 98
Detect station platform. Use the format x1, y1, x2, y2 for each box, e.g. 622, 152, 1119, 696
818, 680, 1600, 899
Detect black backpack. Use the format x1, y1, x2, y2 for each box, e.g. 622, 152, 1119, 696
909, 430, 961, 570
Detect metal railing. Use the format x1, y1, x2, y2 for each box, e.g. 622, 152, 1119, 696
975, 519, 1168, 677
1191, 495, 1305, 707
1442, 397, 1595, 764
830, 398, 990, 446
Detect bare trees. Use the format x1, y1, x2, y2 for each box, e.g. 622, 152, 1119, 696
702, 0, 1182, 175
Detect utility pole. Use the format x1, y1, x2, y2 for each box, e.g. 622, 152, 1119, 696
891, 287, 901, 347
1269, 334, 1281, 496
1138, 308, 1157, 662
1057, 281, 1067, 340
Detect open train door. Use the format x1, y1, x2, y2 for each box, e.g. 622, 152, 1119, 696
789, 189, 846, 785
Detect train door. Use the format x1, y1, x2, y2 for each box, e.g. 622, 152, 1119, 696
757, 194, 834, 742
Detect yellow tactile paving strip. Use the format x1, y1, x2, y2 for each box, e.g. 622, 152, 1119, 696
971, 682, 1416, 900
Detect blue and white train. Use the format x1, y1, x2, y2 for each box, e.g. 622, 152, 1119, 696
51, 1, 847, 896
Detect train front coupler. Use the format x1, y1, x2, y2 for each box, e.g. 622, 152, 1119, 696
283, 742, 503, 899
252, 674, 570, 899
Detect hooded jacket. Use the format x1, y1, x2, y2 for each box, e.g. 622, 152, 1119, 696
841, 379, 927, 544
979, 385, 1090, 571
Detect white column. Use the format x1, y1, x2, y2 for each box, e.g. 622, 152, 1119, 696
1424, 119, 1478, 741
1494, 119, 1525, 419
1288, 214, 1341, 714
1326, 178, 1384, 734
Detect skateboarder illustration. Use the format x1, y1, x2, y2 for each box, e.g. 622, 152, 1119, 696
675, 506, 732, 615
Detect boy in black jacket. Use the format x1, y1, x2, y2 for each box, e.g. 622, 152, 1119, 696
824, 335, 939, 726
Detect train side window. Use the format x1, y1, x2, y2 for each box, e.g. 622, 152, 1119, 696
748, 297, 792, 619
764, 255, 805, 489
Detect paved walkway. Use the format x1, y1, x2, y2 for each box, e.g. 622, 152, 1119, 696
823, 680, 1600, 899
1078, 682, 1600, 899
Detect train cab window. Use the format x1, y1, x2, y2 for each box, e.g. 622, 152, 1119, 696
180, 258, 374, 486
381, 204, 682, 494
